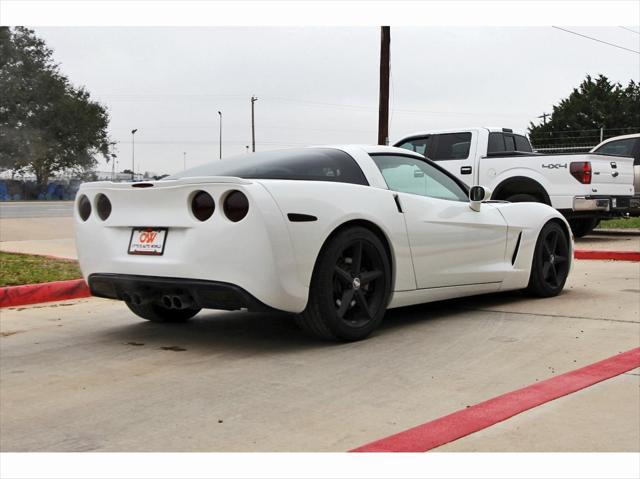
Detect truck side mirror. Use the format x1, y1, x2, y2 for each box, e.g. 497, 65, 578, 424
469, 185, 491, 212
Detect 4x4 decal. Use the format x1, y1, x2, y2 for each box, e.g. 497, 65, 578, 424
542, 163, 568, 169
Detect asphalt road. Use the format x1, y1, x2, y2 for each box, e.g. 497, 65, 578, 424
1, 259, 638, 452
0, 201, 73, 219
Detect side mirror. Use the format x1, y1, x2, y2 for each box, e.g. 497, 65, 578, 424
469, 185, 491, 212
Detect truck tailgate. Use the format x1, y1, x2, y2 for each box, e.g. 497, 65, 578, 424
588, 153, 635, 187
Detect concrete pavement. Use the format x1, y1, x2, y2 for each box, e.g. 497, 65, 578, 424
1, 259, 638, 452
577, 232, 640, 252
435, 369, 640, 452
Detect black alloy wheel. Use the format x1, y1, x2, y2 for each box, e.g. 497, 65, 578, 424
526, 221, 571, 297
333, 239, 386, 327
297, 226, 391, 341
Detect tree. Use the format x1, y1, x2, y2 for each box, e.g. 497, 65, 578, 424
0, 27, 112, 188
529, 75, 640, 149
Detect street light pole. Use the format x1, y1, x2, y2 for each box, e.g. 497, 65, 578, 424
218, 110, 222, 159
131, 129, 138, 181
251, 96, 258, 152
183, 152, 186, 170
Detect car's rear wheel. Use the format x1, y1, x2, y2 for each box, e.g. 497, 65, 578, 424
568, 217, 599, 238
125, 301, 201, 322
296, 226, 391, 341
525, 221, 570, 297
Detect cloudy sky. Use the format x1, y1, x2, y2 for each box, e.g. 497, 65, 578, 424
34, 26, 640, 176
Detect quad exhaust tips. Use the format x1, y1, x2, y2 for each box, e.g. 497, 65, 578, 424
122, 292, 153, 307
122, 292, 195, 310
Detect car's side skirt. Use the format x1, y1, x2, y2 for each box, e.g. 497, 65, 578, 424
388, 282, 503, 309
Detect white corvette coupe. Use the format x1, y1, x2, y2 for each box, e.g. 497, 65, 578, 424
75, 145, 572, 341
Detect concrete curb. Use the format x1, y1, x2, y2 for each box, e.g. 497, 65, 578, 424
574, 250, 640, 261
0, 279, 91, 308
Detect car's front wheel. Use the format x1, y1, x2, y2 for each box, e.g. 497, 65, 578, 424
525, 221, 571, 297
126, 301, 201, 323
296, 226, 391, 341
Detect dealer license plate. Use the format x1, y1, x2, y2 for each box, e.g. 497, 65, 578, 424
128, 228, 168, 255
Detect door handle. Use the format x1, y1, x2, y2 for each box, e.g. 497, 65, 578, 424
460, 166, 472, 175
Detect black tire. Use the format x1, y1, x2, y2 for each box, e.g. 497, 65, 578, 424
568, 217, 599, 238
506, 193, 540, 203
125, 301, 201, 323
296, 226, 391, 341
525, 221, 571, 297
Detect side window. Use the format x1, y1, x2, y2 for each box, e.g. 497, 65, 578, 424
594, 139, 637, 157
430, 133, 472, 160
514, 135, 533, 152
396, 136, 432, 156
371, 154, 468, 202
504, 135, 516, 151
488, 132, 505, 154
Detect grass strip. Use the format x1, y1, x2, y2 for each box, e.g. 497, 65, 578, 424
0, 251, 82, 287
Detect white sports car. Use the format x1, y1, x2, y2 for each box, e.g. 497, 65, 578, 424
75, 145, 573, 341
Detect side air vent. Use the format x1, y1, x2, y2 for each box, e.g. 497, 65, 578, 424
287, 213, 317, 222
393, 194, 403, 213
132, 183, 154, 188
511, 231, 523, 265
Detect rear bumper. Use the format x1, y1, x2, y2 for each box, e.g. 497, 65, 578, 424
573, 195, 633, 214
89, 273, 278, 312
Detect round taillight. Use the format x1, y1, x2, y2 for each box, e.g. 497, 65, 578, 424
96, 193, 112, 221
223, 190, 249, 222
191, 191, 215, 221
78, 194, 91, 221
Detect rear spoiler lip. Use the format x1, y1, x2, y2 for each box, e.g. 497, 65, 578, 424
79, 176, 252, 190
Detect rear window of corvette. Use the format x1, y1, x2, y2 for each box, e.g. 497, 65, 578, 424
169, 148, 369, 185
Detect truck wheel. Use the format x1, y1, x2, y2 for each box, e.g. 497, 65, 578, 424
568, 218, 599, 238
506, 194, 539, 203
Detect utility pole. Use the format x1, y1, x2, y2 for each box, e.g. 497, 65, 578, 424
131, 129, 138, 181
538, 112, 550, 125
183, 152, 186, 170
218, 110, 222, 159
251, 95, 258, 152
378, 26, 390, 146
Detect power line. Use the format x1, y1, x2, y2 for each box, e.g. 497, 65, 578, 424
93, 91, 531, 118
115, 139, 312, 146
263, 96, 528, 118
552, 26, 640, 54
619, 26, 640, 35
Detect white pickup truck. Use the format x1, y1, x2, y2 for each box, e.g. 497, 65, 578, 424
590, 133, 640, 216
394, 127, 635, 236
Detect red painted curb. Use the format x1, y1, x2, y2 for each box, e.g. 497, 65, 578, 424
350, 347, 640, 453
0, 279, 91, 308
574, 250, 640, 261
